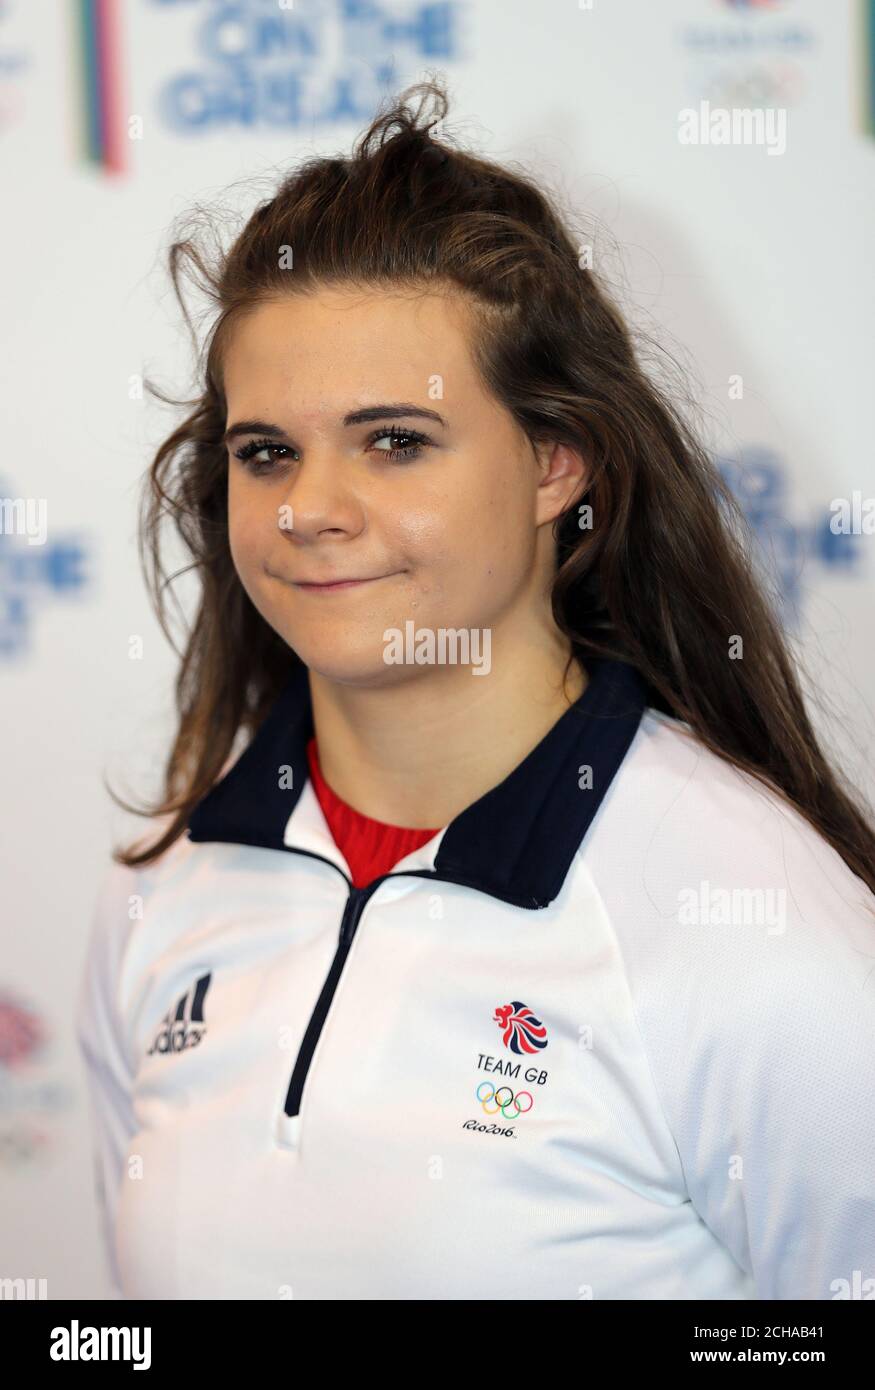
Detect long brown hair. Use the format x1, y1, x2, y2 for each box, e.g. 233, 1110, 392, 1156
109, 77, 875, 901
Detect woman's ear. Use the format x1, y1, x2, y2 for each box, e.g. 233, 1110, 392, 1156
532, 439, 590, 525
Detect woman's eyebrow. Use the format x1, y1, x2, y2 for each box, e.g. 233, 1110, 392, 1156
223, 403, 448, 447
342, 404, 448, 428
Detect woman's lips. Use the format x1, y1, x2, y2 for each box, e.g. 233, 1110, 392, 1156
296, 578, 373, 591
288, 572, 400, 591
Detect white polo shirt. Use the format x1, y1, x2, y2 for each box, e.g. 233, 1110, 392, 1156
75, 657, 875, 1300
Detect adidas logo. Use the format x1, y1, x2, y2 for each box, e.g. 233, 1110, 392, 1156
146, 973, 212, 1055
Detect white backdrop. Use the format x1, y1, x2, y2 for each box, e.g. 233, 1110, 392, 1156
1, 0, 872, 1298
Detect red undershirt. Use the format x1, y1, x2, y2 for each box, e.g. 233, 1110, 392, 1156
305, 736, 440, 888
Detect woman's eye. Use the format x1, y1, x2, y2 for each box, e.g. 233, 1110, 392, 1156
368, 428, 429, 462
232, 440, 294, 475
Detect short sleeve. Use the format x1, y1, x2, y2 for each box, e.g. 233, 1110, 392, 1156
74, 859, 140, 1300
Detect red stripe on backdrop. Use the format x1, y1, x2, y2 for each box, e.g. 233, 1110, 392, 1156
95, 0, 125, 174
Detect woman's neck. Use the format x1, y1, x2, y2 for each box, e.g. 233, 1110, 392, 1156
306, 634, 587, 829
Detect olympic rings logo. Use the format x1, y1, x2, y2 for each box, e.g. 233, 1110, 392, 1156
476, 1080, 533, 1118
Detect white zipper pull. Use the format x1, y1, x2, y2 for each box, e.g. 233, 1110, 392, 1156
274, 1111, 301, 1151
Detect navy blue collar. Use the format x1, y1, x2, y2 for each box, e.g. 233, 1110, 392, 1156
187, 656, 652, 909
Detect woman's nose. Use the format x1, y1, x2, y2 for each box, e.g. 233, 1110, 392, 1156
275, 451, 363, 541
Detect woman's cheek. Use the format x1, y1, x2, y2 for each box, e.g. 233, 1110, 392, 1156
227, 520, 253, 589
228, 491, 271, 581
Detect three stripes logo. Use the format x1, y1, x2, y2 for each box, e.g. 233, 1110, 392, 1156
147, 974, 212, 1055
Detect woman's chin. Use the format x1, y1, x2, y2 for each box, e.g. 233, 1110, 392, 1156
288, 637, 422, 690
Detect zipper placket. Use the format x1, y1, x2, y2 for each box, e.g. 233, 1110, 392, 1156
273, 846, 497, 1131
283, 874, 384, 1118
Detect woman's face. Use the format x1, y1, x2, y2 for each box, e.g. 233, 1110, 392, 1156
223, 285, 584, 687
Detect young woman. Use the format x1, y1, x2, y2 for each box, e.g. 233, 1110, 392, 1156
77, 80, 875, 1301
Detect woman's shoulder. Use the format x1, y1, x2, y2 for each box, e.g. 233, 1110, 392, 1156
79, 810, 214, 1054
631, 701, 869, 890
86, 808, 203, 956
585, 701, 875, 980
99, 743, 246, 899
